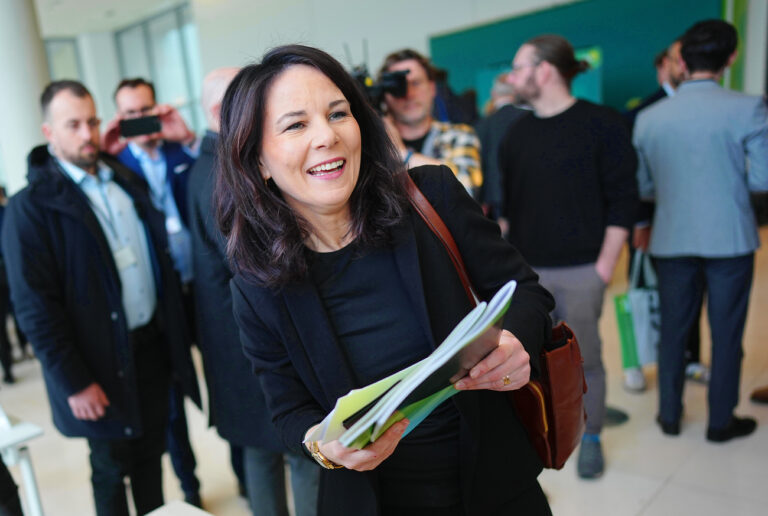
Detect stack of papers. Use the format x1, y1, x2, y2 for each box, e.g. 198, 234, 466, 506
306, 280, 517, 449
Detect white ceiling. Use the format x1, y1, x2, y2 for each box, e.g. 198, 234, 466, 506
33, 0, 183, 37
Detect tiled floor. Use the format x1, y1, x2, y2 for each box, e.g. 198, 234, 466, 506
3, 230, 768, 515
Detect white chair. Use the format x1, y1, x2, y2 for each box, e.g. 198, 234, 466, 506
0, 404, 44, 516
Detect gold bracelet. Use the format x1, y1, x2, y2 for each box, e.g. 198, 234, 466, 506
308, 441, 344, 469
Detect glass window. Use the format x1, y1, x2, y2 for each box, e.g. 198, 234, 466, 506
45, 39, 82, 81
116, 25, 151, 80
148, 11, 188, 107
115, 4, 203, 134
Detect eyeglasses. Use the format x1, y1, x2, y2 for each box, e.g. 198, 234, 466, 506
509, 61, 541, 75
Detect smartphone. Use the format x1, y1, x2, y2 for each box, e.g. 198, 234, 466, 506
119, 115, 161, 137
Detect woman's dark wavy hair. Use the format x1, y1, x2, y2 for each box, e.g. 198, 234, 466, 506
215, 44, 408, 287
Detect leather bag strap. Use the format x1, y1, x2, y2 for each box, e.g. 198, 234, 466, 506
404, 173, 477, 306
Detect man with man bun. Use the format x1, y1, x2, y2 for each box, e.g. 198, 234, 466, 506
500, 34, 638, 479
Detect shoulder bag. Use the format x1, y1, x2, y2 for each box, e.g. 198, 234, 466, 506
404, 173, 586, 469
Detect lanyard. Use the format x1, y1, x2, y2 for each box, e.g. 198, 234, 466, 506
91, 181, 121, 242
56, 161, 123, 242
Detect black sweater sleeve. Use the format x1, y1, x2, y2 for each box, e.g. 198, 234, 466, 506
596, 108, 639, 230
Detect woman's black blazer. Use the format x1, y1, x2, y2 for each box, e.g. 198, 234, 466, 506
231, 165, 555, 515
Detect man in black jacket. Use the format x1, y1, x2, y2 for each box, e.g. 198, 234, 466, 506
188, 67, 319, 516
475, 74, 526, 223
1, 80, 200, 516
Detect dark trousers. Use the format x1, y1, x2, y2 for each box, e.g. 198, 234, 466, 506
0, 283, 13, 380
382, 480, 551, 516
87, 319, 171, 516
655, 254, 753, 429
230, 444, 245, 488
0, 458, 23, 516
166, 383, 199, 497
166, 281, 200, 497
628, 245, 702, 364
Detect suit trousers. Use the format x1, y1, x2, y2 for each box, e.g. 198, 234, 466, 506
654, 254, 753, 429
535, 263, 607, 434
244, 447, 320, 516
166, 382, 199, 498
87, 318, 171, 516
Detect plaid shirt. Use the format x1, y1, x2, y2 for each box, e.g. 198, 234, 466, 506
419, 121, 483, 195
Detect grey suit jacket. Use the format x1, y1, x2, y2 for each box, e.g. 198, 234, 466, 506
634, 79, 768, 257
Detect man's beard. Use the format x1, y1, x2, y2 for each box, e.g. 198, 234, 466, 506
513, 77, 540, 107
392, 104, 430, 128
64, 144, 99, 170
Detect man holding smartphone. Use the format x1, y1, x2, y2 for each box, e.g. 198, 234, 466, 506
107, 78, 202, 507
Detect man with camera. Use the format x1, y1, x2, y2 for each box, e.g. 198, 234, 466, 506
104, 78, 202, 507
2, 80, 200, 515
379, 49, 483, 198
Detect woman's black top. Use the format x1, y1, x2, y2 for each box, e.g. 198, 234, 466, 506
309, 241, 461, 508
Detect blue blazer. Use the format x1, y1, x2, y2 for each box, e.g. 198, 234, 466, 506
117, 141, 195, 226
634, 80, 768, 257
231, 166, 554, 515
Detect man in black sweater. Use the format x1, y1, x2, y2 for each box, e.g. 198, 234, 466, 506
500, 35, 638, 479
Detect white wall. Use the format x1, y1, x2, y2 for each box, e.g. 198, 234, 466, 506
0, 0, 50, 194
190, 0, 579, 76
744, 0, 767, 95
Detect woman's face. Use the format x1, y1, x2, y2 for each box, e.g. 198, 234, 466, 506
259, 65, 362, 222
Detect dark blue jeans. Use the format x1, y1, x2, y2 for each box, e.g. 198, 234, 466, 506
654, 254, 753, 429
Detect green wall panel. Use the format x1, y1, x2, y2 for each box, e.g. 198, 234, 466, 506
430, 0, 722, 111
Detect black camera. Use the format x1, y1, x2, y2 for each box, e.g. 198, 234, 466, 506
351, 66, 408, 112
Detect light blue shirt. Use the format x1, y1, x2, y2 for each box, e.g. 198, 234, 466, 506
128, 142, 193, 283
57, 157, 157, 329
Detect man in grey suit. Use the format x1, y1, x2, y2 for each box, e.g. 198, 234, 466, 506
634, 19, 768, 442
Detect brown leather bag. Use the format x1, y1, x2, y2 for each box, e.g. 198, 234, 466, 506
405, 173, 586, 469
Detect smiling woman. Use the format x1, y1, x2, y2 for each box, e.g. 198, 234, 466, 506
216, 45, 405, 286
215, 45, 556, 516
257, 65, 363, 250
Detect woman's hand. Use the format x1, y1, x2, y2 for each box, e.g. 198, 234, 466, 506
454, 330, 530, 391
305, 419, 409, 471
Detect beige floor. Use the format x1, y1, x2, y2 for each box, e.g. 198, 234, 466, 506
3, 230, 768, 516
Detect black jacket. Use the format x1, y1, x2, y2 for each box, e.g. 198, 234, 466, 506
623, 87, 668, 130
2, 145, 200, 439
187, 131, 284, 451
231, 165, 554, 515
475, 103, 527, 213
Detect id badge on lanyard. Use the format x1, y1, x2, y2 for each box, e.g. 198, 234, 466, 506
166, 216, 182, 235
113, 246, 138, 271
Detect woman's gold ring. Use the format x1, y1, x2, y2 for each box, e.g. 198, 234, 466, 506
502, 375, 511, 386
